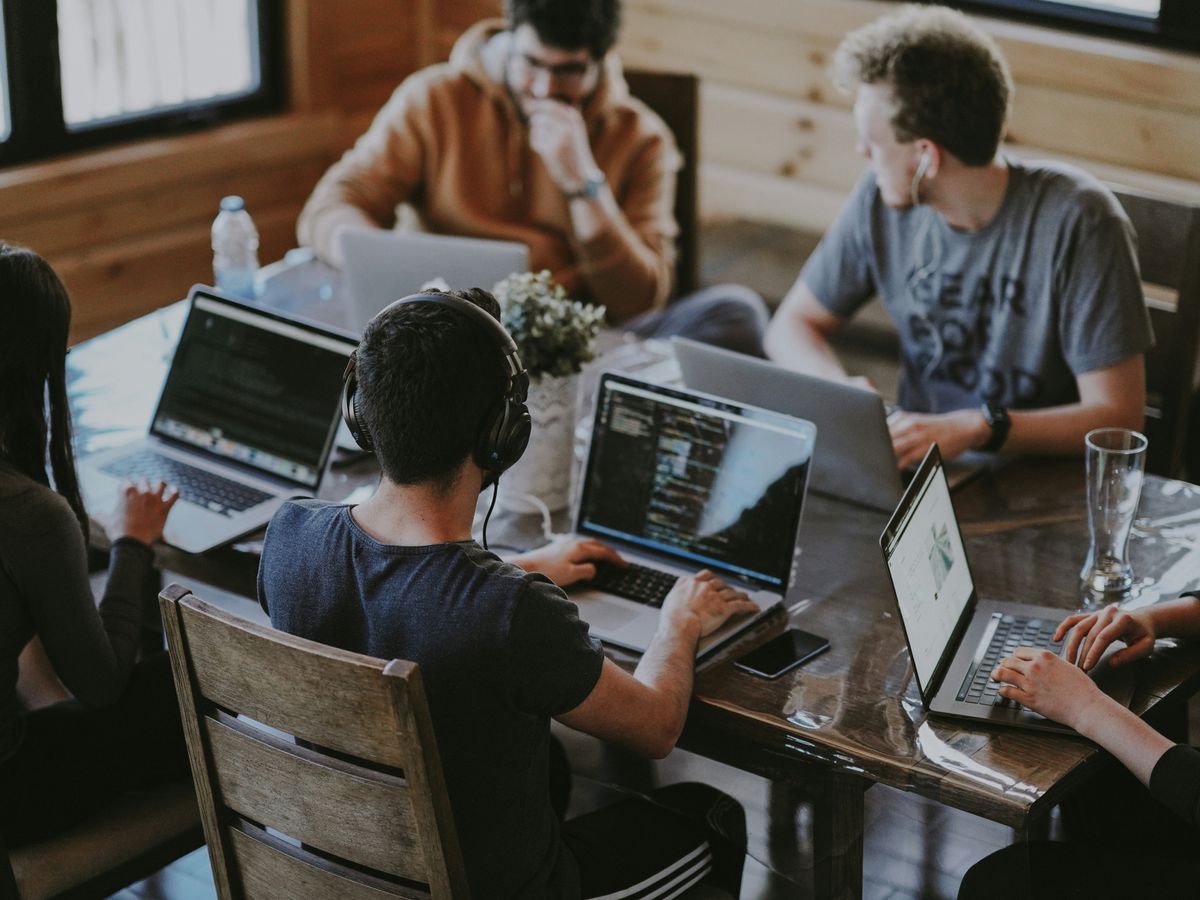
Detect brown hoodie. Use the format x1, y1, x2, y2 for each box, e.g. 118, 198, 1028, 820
297, 20, 681, 321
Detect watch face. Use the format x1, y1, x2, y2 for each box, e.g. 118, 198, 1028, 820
583, 172, 606, 198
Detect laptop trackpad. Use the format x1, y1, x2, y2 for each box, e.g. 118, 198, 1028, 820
574, 598, 642, 633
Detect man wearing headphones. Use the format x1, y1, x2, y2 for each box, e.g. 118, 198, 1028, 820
297, 0, 767, 356
258, 288, 752, 897
763, 5, 1152, 469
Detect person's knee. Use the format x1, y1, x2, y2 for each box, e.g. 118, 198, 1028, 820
671, 284, 769, 357
691, 284, 769, 323
651, 782, 746, 846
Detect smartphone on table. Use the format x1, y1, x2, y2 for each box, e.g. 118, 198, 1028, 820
734, 628, 830, 679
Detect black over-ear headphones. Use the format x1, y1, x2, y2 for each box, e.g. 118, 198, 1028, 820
340, 292, 532, 485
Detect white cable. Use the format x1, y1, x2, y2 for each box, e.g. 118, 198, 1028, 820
510, 490, 563, 543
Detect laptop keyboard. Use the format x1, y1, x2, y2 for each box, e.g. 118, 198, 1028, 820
588, 561, 678, 608
957, 613, 1065, 708
100, 450, 273, 517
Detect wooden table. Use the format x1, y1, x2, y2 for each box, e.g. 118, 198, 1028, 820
71, 300, 1200, 900
675, 462, 1200, 898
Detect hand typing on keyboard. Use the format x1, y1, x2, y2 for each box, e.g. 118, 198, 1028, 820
1057, 604, 1157, 672
510, 536, 628, 588
111, 479, 179, 546
663, 570, 759, 639
991, 647, 1105, 731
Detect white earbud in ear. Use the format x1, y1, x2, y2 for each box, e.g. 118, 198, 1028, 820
910, 149, 933, 207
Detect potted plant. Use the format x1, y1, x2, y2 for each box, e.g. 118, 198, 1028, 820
492, 269, 606, 511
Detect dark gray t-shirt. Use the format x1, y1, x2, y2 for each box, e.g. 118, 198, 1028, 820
801, 159, 1153, 413
257, 500, 605, 900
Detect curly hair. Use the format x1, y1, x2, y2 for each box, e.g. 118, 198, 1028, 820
832, 5, 1013, 166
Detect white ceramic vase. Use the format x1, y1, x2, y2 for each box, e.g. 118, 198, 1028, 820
498, 371, 580, 512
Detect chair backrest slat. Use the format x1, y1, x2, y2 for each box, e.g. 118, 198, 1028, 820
178, 596, 410, 767
204, 714, 427, 879
227, 824, 429, 900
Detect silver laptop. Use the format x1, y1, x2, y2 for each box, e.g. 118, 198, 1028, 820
338, 228, 529, 333
673, 338, 988, 512
879, 444, 1136, 733
674, 337, 900, 511
568, 373, 817, 659
80, 287, 357, 554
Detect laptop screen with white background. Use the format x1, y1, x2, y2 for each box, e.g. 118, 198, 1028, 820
882, 458, 975, 694
577, 374, 815, 591
150, 295, 353, 489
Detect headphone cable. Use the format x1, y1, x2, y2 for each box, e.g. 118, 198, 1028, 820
481, 478, 500, 551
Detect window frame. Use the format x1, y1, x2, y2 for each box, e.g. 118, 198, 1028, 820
0, 0, 285, 167
941, 0, 1200, 51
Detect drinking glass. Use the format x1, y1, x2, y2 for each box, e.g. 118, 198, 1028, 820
1079, 427, 1147, 604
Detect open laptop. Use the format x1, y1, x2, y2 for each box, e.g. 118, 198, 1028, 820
879, 444, 1136, 733
338, 228, 528, 333
80, 287, 357, 554
568, 373, 817, 658
673, 337, 988, 512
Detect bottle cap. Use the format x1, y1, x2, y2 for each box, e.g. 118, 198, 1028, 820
220, 195, 245, 212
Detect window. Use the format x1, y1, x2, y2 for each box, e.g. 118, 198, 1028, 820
940, 0, 1200, 49
0, 0, 282, 166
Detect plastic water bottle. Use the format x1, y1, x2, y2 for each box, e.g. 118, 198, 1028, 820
211, 195, 259, 299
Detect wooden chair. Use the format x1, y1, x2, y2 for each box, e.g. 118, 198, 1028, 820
2, 787, 201, 900
1111, 186, 1200, 478
625, 69, 700, 300
158, 583, 469, 899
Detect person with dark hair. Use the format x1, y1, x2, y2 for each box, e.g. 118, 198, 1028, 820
297, 0, 768, 357
958, 593, 1200, 898
0, 243, 189, 847
764, 4, 1151, 468
259, 288, 752, 898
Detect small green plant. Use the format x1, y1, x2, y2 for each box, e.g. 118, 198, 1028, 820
493, 270, 606, 380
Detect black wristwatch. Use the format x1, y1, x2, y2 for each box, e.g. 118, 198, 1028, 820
980, 403, 1011, 452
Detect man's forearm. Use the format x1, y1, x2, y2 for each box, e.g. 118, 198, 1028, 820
570, 190, 671, 321
1002, 400, 1143, 456
763, 314, 850, 382
631, 614, 702, 748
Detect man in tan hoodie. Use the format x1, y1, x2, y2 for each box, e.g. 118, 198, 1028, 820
298, 0, 767, 356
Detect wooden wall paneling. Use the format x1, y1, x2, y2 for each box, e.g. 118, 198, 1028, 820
991, 24, 1200, 114
700, 162, 855, 233
1007, 83, 1200, 183
701, 83, 865, 192
0, 115, 339, 223
625, 0, 1200, 114
0, 159, 327, 259
618, 6, 846, 107
60, 202, 305, 342
285, 0, 341, 111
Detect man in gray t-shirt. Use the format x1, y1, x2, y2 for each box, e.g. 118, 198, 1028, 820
764, 6, 1151, 469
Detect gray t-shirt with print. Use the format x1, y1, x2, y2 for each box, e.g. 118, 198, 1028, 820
801, 159, 1153, 413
